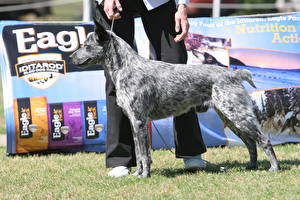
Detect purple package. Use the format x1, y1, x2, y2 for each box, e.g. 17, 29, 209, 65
48, 102, 83, 150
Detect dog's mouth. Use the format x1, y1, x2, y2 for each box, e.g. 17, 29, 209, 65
75, 58, 93, 69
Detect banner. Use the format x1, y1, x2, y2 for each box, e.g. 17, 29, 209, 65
188, 14, 300, 144
0, 21, 107, 154
1, 13, 300, 154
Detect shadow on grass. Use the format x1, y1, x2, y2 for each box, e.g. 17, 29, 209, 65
6, 149, 104, 157
152, 159, 300, 178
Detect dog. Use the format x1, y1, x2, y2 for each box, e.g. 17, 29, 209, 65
69, 19, 280, 178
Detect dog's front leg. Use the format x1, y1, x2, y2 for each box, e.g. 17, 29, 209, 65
130, 118, 151, 178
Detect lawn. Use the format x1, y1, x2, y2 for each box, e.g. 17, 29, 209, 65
0, 144, 299, 199
46, 1, 83, 21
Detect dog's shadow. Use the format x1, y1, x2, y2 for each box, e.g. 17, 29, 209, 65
152, 159, 300, 178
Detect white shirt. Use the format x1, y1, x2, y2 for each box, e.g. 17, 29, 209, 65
142, 0, 189, 10
96, 0, 189, 10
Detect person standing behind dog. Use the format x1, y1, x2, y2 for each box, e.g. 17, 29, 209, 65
96, 0, 208, 177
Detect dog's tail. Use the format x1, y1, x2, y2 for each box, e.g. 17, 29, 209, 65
236, 69, 257, 88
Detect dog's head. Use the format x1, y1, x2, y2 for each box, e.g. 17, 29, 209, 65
69, 19, 111, 68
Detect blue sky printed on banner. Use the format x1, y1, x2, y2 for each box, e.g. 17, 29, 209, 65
188, 14, 300, 53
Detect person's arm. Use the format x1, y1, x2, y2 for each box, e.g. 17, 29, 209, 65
174, 0, 190, 42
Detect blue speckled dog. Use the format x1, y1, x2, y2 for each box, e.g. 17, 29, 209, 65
70, 20, 280, 178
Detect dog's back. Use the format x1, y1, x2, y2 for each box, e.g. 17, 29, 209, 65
70, 20, 280, 177
116, 56, 255, 121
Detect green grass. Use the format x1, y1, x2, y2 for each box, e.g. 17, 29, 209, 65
0, 144, 299, 199
36, 1, 83, 21
48, 1, 83, 21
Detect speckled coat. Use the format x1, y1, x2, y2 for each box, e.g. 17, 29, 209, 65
70, 20, 280, 178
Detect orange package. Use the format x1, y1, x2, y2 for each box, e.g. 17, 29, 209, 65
14, 96, 49, 153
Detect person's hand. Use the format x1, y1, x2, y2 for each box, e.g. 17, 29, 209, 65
174, 4, 189, 42
103, 0, 123, 20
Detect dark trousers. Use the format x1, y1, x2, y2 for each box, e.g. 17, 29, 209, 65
99, 0, 207, 168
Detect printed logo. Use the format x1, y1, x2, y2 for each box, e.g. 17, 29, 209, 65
20, 108, 31, 138
84, 101, 99, 139
15, 53, 66, 89
50, 104, 65, 140
12, 26, 89, 54
17, 98, 33, 138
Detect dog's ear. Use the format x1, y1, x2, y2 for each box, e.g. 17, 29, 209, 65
93, 17, 109, 42
94, 3, 111, 30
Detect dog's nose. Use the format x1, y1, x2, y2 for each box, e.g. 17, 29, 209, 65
68, 56, 73, 64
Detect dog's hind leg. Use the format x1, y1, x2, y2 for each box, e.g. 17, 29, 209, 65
237, 124, 280, 171
255, 130, 280, 171
212, 85, 280, 171
218, 114, 259, 169
219, 112, 280, 171
235, 132, 258, 170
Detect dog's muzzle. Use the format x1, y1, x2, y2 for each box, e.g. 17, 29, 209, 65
69, 56, 92, 69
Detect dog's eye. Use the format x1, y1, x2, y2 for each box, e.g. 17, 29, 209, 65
93, 34, 100, 43
86, 46, 92, 51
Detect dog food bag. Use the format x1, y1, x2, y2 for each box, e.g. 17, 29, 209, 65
82, 100, 107, 152
13, 96, 48, 153
48, 102, 83, 150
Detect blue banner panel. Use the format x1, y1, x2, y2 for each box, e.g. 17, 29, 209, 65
0, 21, 107, 154
1, 13, 300, 154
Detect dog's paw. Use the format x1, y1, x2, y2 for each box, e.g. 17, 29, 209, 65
132, 171, 140, 177
132, 170, 150, 178
139, 174, 150, 178
268, 166, 280, 172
